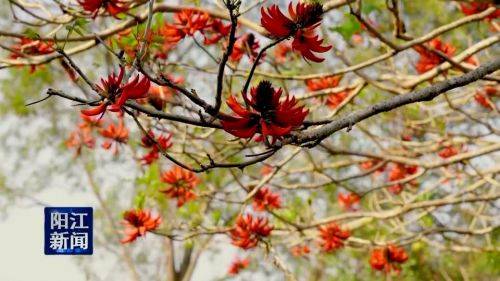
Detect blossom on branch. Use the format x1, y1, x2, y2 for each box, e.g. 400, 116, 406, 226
230, 214, 273, 250
370, 245, 409, 274
140, 130, 173, 165
160, 166, 199, 207
337, 192, 360, 211
252, 187, 281, 211
120, 209, 162, 244
160, 9, 210, 44
228, 257, 250, 275
261, 2, 331, 62
78, 0, 129, 18
99, 118, 129, 154
317, 222, 350, 252
459, 2, 500, 20
221, 81, 308, 140
229, 33, 261, 63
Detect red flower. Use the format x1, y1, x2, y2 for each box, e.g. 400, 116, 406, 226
65, 114, 102, 156
229, 33, 261, 63
120, 209, 162, 244
230, 214, 273, 250
228, 257, 250, 275
474, 86, 498, 110
252, 187, 281, 211
81, 67, 151, 116
460, 2, 500, 20
337, 192, 360, 211
305, 76, 342, 91
261, 2, 331, 62
359, 159, 386, 173
290, 244, 311, 257
317, 223, 350, 252
203, 19, 232, 45
387, 163, 419, 195
78, 0, 129, 18
274, 42, 293, 63
414, 38, 456, 74
438, 146, 459, 159
99, 118, 129, 154
140, 130, 173, 165
370, 245, 408, 273
326, 91, 349, 109
160, 166, 199, 207
260, 164, 274, 176
9, 38, 54, 59
160, 9, 210, 44
221, 81, 308, 140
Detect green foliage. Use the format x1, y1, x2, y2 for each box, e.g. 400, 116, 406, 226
330, 14, 361, 40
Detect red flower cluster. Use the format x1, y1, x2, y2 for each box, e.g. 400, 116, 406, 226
66, 114, 102, 156
221, 81, 308, 140
9, 38, 54, 59
474, 85, 498, 110
326, 91, 349, 109
229, 33, 261, 63
438, 146, 459, 159
305, 76, 342, 92
120, 209, 162, 244
460, 2, 500, 20
337, 192, 360, 211
359, 159, 386, 173
387, 163, 418, 195
414, 38, 456, 74
160, 10, 230, 45
81, 67, 151, 117
78, 0, 129, 18
140, 130, 173, 165
99, 118, 129, 154
290, 244, 311, 257
160, 166, 199, 207
274, 42, 293, 63
370, 245, 409, 274
252, 187, 281, 212
261, 2, 331, 62
228, 257, 250, 275
230, 214, 273, 250
317, 223, 350, 252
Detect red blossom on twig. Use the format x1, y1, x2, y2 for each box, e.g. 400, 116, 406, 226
120, 209, 162, 244
252, 187, 281, 211
337, 192, 360, 211
317, 223, 350, 252
160, 166, 199, 207
414, 38, 456, 74
230, 214, 273, 250
140, 130, 173, 165
78, 0, 129, 18
370, 245, 409, 274
228, 257, 250, 275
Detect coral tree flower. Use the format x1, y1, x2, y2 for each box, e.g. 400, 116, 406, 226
78, 0, 129, 18
274, 42, 293, 63
140, 130, 173, 165
203, 19, 232, 45
160, 9, 210, 44
81, 67, 151, 116
370, 245, 409, 274
230, 214, 273, 250
290, 244, 311, 257
120, 209, 162, 244
160, 166, 199, 207
305, 76, 342, 92
228, 257, 250, 275
337, 192, 360, 211
387, 163, 419, 195
460, 2, 500, 20
9, 38, 54, 58
474, 85, 498, 110
438, 146, 459, 159
317, 223, 350, 252
252, 187, 281, 212
221, 81, 308, 140
413, 38, 456, 74
99, 118, 129, 154
261, 2, 331, 62
229, 33, 261, 63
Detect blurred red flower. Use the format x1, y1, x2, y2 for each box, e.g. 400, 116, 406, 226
290, 244, 311, 257
438, 146, 459, 159
160, 166, 199, 207
387, 163, 419, 194
274, 42, 293, 63
160, 9, 210, 44
203, 19, 232, 45
228, 257, 250, 275
474, 85, 498, 110
253, 187, 281, 211
230, 214, 273, 250
317, 223, 350, 252
99, 118, 129, 154
460, 2, 500, 20
120, 209, 162, 244
414, 38, 456, 74
261, 2, 331, 62
78, 0, 128, 18
337, 192, 360, 211
221, 81, 308, 140
229, 33, 261, 63
370, 245, 408, 274
305, 76, 342, 92
140, 130, 173, 165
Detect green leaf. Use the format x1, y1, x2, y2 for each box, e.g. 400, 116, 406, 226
330, 14, 361, 40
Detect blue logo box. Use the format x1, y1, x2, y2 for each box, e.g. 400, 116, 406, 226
44, 207, 93, 255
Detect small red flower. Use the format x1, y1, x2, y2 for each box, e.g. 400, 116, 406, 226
120, 209, 162, 244
230, 214, 273, 250
438, 146, 459, 159
81, 67, 151, 116
326, 90, 349, 109
305, 76, 342, 91
261, 2, 331, 62
414, 38, 456, 74
252, 187, 281, 211
78, 0, 129, 18
9, 38, 54, 59
460, 2, 500, 20
317, 223, 350, 252
140, 130, 173, 165
474, 86, 498, 110
203, 19, 232, 45
260, 164, 274, 176
274, 42, 293, 63
337, 192, 360, 211
221, 81, 308, 140
370, 245, 408, 274
160, 166, 199, 207
387, 163, 419, 195
99, 118, 129, 154
359, 159, 386, 173
65, 114, 102, 156
160, 9, 210, 44
229, 33, 261, 63
228, 257, 250, 275
290, 244, 311, 257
